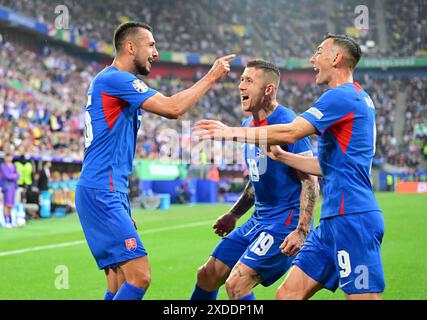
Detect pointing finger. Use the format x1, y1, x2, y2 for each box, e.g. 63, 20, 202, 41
220, 54, 236, 62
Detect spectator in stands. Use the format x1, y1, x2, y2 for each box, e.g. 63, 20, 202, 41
175, 177, 193, 204
50, 171, 66, 212
0, 153, 20, 228
37, 161, 51, 193
15, 154, 33, 200
60, 172, 71, 212
209, 165, 220, 182
128, 174, 141, 207
67, 172, 79, 212
386, 174, 394, 192
25, 171, 41, 220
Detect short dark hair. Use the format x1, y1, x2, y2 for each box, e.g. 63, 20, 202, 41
246, 60, 280, 86
113, 22, 152, 52
324, 33, 362, 70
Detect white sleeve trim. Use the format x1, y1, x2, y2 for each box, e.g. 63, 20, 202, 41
297, 150, 314, 157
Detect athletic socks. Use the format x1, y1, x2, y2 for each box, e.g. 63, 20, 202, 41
4, 215, 11, 224
239, 292, 256, 300
190, 284, 219, 300
112, 281, 146, 300
103, 289, 116, 300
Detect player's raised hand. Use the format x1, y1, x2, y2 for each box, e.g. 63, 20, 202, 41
208, 54, 236, 80
279, 229, 308, 257
192, 119, 231, 141
212, 213, 238, 237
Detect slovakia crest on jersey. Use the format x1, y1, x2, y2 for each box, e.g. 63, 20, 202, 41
132, 79, 148, 93
256, 149, 265, 158
125, 238, 137, 251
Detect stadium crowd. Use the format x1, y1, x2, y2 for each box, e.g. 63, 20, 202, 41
0, 1, 426, 228
0, 38, 95, 160
1, 36, 425, 168
385, 0, 427, 57
0, 0, 426, 59
403, 77, 427, 167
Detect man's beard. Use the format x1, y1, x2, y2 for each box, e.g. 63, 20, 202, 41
134, 58, 150, 76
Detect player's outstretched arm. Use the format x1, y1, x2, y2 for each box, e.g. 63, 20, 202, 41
193, 117, 316, 146
212, 181, 254, 237
268, 146, 323, 176
280, 171, 319, 257
141, 54, 235, 119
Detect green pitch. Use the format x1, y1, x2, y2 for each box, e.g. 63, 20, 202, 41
0, 193, 426, 300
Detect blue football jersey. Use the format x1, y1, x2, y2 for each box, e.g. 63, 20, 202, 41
243, 105, 313, 225
300, 82, 381, 219
78, 66, 158, 192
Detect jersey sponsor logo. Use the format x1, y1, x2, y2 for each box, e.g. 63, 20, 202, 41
306, 107, 324, 120
125, 238, 137, 250
132, 79, 148, 93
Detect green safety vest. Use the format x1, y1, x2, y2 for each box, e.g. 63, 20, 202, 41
15, 162, 33, 186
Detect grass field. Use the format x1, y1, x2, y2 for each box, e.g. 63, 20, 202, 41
0, 192, 426, 300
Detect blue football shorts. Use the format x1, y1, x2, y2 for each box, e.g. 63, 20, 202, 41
75, 185, 147, 270
293, 210, 385, 294
211, 216, 296, 286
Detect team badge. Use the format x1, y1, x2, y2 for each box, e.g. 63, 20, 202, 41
132, 79, 148, 93
256, 150, 265, 158
125, 238, 137, 251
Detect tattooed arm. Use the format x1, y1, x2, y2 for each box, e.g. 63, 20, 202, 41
229, 181, 255, 218
212, 181, 255, 237
280, 170, 319, 257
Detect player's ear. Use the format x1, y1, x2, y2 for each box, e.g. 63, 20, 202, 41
126, 40, 135, 56
265, 84, 275, 96
332, 52, 343, 67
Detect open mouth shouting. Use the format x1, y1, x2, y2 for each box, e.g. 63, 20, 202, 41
241, 94, 250, 102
